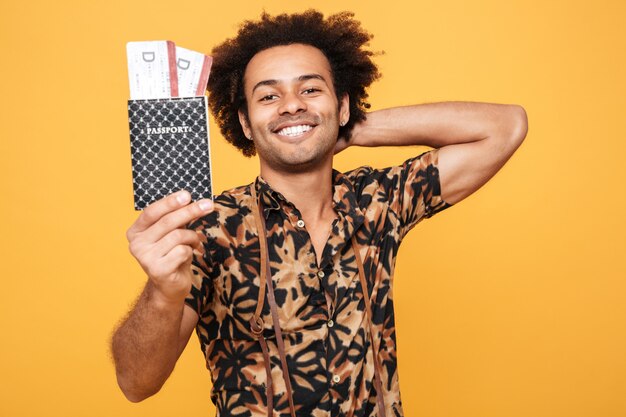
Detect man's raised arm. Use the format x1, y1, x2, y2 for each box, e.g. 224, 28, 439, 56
111, 191, 213, 402
339, 101, 528, 205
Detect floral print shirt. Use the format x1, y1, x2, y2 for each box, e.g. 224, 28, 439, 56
186, 150, 451, 417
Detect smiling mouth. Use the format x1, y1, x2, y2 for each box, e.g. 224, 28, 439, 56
275, 124, 314, 137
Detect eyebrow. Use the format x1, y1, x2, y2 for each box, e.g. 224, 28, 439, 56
251, 74, 327, 94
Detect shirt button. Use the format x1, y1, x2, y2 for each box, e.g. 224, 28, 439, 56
327, 319, 334, 328
317, 270, 325, 278
332, 374, 341, 383
296, 219, 305, 228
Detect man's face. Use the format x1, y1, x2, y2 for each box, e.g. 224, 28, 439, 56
239, 43, 349, 173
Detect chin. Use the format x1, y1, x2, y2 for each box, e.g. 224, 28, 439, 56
277, 157, 319, 173
256, 138, 335, 172
271, 151, 331, 173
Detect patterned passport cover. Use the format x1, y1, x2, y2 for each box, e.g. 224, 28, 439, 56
127, 97, 212, 210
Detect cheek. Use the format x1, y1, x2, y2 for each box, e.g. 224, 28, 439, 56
247, 109, 273, 131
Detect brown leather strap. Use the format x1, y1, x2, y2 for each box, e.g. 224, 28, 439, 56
249, 186, 273, 417
257, 334, 273, 416
251, 186, 297, 417
352, 236, 387, 417
264, 245, 297, 417
250, 186, 267, 332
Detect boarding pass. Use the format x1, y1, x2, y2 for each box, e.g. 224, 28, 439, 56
126, 41, 211, 99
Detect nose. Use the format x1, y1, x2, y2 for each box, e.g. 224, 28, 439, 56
278, 91, 306, 115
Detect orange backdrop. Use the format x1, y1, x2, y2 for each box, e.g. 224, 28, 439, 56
1, 0, 625, 416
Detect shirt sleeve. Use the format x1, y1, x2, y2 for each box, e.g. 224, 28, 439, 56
184, 220, 214, 317
381, 149, 452, 239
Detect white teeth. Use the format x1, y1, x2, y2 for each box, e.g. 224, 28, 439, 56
277, 125, 313, 136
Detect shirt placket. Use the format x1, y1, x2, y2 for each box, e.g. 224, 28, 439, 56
285, 202, 349, 396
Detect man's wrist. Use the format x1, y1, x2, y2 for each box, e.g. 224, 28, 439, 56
146, 283, 187, 313
345, 114, 368, 147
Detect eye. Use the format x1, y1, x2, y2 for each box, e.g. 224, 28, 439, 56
259, 94, 278, 102
302, 88, 321, 94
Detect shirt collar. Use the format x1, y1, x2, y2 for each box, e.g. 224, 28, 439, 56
252, 170, 365, 223
253, 176, 285, 217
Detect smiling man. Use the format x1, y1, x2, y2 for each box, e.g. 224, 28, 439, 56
112, 10, 528, 417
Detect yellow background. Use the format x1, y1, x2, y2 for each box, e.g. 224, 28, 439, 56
1, 0, 625, 416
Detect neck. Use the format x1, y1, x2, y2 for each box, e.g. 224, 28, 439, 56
259, 158, 334, 221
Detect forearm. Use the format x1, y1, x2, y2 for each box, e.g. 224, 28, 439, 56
111, 282, 186, 402
351, 101, 527, 149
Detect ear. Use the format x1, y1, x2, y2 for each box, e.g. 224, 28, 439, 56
238, 109, 253, 140
339, 93, 350, 126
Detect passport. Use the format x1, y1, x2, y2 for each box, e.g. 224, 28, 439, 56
127, 97, 213, 210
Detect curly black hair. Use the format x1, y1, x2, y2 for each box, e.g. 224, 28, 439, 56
207, 10, 381, 157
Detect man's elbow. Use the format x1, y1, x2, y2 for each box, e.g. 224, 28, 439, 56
508, 104, 528, 146
488, 105, 527, 158
116, 371, 162, 403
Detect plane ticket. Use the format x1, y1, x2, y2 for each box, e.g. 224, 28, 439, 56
127, 41, 211, 99
176, 46, 213, 97
126, 40, 178, 99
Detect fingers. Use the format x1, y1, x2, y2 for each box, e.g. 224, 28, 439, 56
127, 191, 214, 242
125, 190, 213, 305
132, 233, 197, 282
161, 245, 194, 273
144, 198, 213, 243
152, 228, 203, 258
128, 191, 191, 236
147, 245, 195, 282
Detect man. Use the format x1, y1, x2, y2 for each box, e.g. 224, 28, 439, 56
111, 10, 527, 417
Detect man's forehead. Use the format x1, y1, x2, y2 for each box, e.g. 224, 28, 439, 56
243, 44, 333, 90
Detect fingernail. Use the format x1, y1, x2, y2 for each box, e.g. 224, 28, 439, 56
177, 191, 191, 204
199, 200, 213, 211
